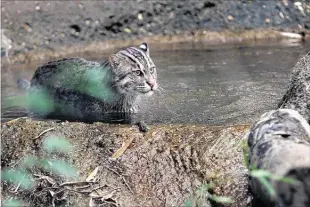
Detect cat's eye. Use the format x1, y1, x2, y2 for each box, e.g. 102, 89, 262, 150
150, 67, 155, 74
134, 70, 143, 76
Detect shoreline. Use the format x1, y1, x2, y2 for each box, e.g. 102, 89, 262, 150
2, 28, 308, 65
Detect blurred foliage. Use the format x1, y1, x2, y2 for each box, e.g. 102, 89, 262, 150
2, 199, 23, 207
250, 168, 297, 197
1, 169, 33, 189
209, 195, 234, 204
42, 159, 77, 178
83, 69, 113, 102
4, 88, 53, 116
5, 61, 114, 117
185, 183, 233, 207
27, 88, 54, 116
56, 62, 114, 103
20, 155, 40, 168
43, 135, 73, 153
243, 137, 298, 198
241, 138, 250, 168
1, 135, 77, 204
2, 61, 112, 204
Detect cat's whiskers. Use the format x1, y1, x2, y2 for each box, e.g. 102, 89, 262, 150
152, 84, 165, 96
158, 86, 165, 93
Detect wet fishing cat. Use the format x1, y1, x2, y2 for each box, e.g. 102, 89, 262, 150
17, 43, 158, 122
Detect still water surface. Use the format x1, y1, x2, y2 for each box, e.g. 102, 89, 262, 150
1, 41, 310, 124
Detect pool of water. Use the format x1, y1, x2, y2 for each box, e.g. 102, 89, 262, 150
1, 40, 310, 125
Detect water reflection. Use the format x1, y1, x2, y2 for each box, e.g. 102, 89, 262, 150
1, 41, 310, 125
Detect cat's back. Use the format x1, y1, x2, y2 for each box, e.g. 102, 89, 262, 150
31, 57, 101, 87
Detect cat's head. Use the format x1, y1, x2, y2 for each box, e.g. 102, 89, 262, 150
109, 43, 158, 96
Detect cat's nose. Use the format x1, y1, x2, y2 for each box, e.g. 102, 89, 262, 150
147, 79, 156, 90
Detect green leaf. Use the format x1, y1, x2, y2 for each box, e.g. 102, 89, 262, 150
46, 160, 77, 178
198, 183, 212, 192
184, 199, 192, 207
43, 136, 73, 153
241, 139, 250, 168
250, 169, 271, 178
210, 195, 234, 204
1, 169, 33, 189
20, 155, 40, 168
248, 164, 258, 171
258, 177, 276, 197
2, 199, 23, 207
272, 175, 297, 185
84, 69, 113, 102
27, 88, 53, 116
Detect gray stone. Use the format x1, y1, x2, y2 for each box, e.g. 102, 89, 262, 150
246, 109, 310, 207
279, 52, 310, 123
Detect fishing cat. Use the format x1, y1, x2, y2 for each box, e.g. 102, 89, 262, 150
17, 43, 158, 123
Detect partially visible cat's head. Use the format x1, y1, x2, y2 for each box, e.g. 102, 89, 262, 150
109, 43, 158, 96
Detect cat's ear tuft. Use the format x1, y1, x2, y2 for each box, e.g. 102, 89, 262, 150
139, 42, 149, 55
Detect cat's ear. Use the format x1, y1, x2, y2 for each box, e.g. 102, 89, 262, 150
139, 42, 149, 56
109, 54, 121, 69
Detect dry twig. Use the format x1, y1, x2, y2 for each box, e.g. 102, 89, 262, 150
33, 127, 55, 140
111, 136, 135, 159
10, 155, 26, 167
59, 181, 97, 187
34, 174, 56, 185
105, 167, 133, 194
14, 180, 22, 193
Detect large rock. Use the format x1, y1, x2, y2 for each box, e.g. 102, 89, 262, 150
1, 119, 250, 207
279, 52, 310, 123
246, 109, 310, 207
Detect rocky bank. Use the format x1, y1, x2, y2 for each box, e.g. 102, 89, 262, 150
1, 0, 310, 63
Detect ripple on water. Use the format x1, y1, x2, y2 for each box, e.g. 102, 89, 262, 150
1, 41, 310, 125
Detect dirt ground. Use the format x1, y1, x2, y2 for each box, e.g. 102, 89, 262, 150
1, 0, 310, 63
1, 118, 250, 207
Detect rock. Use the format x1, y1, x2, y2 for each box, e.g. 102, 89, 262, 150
136, 121, 149, 132
227, 15, 234, 21
1, 119, 250, 207
245, 109, 310, 207
278, 52, 310, 123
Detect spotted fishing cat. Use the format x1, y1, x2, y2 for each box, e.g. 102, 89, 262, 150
17, 43, 158, 122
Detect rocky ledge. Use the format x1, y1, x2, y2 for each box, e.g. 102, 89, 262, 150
1, 0, 310, 63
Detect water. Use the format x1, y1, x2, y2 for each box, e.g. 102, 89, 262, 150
1, 41, 310, 125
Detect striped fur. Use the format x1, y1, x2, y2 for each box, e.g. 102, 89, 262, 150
18, 43, 158, 121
